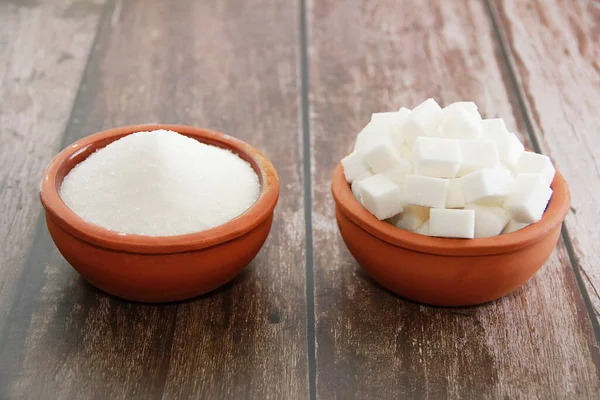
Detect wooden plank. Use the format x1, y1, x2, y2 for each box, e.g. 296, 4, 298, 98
0, 0, 307, 398
308, 0, 600, 398
488, 0, 600, 317
0, 0, 107, 342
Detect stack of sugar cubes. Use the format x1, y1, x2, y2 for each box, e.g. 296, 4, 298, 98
342, 98, 555, 239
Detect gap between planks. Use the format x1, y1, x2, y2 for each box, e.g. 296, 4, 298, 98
299, 0, 317, 398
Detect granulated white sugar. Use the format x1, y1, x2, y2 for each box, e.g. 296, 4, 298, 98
60, 130, 261, 236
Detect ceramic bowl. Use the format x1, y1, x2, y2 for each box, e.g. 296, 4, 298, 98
40, 124, 279, 303
331, 163, 570, 306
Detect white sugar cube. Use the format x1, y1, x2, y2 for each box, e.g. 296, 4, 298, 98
415, 220, 430, 235
443, 101, 481, 121
359, 175, 403, 220
379, 107, 410, 132
461, 168, 514, 204
403, 174, 449, 208
482, 118, 509, 143
360, 134, 403, 173
354, 121, 378, 152
428, 126, 446, 138
503, 219, 531, 234
390, 205, 429, 231
481, 119, 511, 160
371, 111, 409, 149
503, 133, 525, 167
412, 137, 461, 178
457, 139, 500, 176
403, 98, 444, 146
354, 119, 396, 152
515, 152, 556, 187
504, 173, 553, 223
351, 170, 374, 201
341, 151, 370, 183
442, 106, 482, 140
481, 119, 526, 168
400, 145, 412, 160
465, 203, 510, 238
446, 178, 465, 208
429, 208, 475, 239
381, 159, 411, 187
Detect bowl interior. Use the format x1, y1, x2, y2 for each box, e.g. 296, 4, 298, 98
332, 163, 570, 257
41, 124, 279, 254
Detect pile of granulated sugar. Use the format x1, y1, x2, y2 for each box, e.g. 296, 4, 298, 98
60, 129, 261, 236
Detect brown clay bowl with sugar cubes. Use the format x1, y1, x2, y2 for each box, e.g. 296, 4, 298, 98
332, 98, 570, 306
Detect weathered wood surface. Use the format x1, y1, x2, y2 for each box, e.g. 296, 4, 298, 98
489, 0, 600, 317
0, 0, 307, 399
1, 0, 600, 398
308, 0, 600, 398
0, 0, 107, 346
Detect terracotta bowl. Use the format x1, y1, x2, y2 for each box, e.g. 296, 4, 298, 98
40, 124, 279, 303
332, 163, 570, 306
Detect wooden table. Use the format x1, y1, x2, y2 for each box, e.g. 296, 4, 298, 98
1, 0, 599, 398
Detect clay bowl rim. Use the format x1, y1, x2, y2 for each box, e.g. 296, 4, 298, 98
40, 124, 280, 255
332, 162, 570, 257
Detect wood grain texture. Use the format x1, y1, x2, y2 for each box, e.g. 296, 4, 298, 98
489, 0, 600, 316
0, 0, 307, 399
308, 0, 600, 398
0, 0, 107, 344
